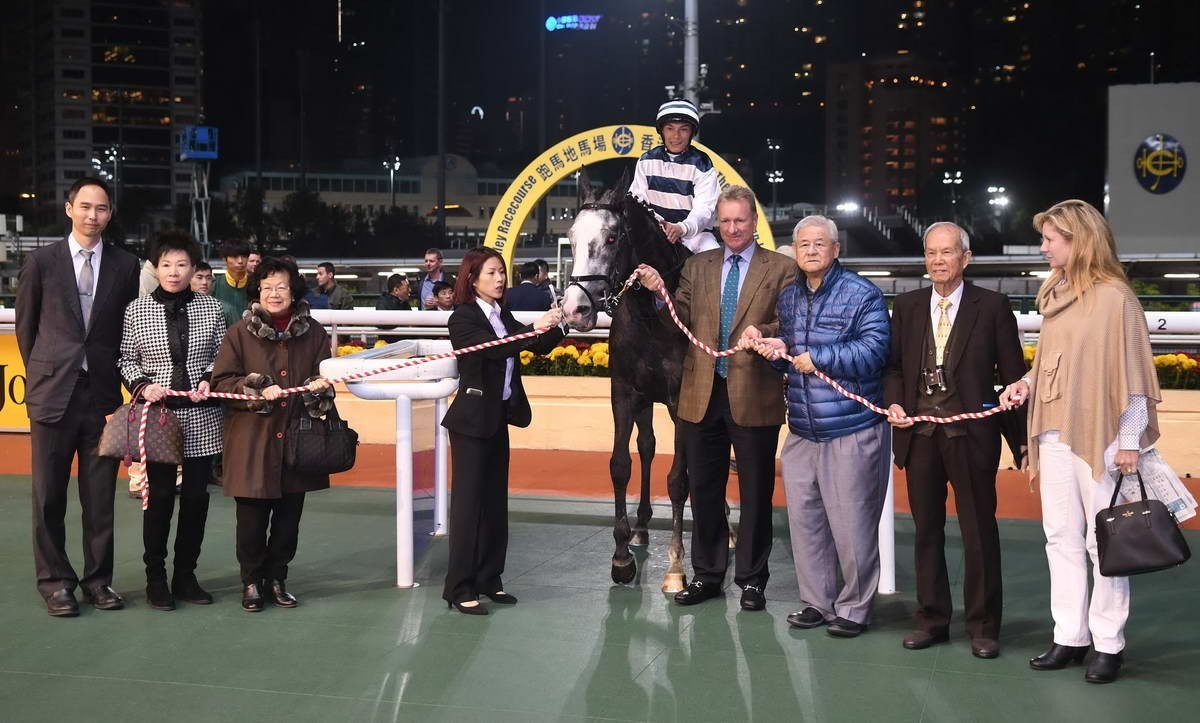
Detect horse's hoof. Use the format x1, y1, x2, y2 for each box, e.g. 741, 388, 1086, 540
630, 529, 650, 547
611, 558, 637, 585
661, 573, 687, 595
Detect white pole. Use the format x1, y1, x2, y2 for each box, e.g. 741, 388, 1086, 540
877, 448, 897, 594
395, 396, 417, 587
432, 396, 449, 536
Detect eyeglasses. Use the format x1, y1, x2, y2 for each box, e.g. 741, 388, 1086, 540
260, 285, 291, 295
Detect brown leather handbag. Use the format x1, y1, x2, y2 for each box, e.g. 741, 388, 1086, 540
99, 401, 184, 466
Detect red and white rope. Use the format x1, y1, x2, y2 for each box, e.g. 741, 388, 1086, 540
645, 276, 1008, 426
132, 325, 551, 508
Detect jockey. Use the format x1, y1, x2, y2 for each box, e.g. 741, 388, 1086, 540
630, 99, 722, 254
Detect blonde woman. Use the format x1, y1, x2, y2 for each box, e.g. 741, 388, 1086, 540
999, 200, 1160, 684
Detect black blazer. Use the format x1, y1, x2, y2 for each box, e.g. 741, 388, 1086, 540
441, 301, 564, 439
506, 281, 552, 311
15, 238, 140, 423
883, 282, 1027, 468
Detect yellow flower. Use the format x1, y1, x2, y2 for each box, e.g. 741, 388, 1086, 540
549, 345, 580, 360
1184, 358, 1198, 370
579, 354, 594, 366
519, 350, 534, 365
589, 342, 609, 355
592, 351, 609, 367
374, 340, 389, 348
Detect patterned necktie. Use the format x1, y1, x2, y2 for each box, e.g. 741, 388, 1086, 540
716, 255, 741, 379
78, 249, 95, 331
934, 297, 952, 365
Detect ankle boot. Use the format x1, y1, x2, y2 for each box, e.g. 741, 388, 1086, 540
146, 581, 175, 611
1029, 643, 1089, 670
172, 575, 213, 605
1085, 652, 1123, 684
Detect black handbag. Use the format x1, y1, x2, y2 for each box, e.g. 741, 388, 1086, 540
1096, 470, 1191, 577
284, 403, 358, 475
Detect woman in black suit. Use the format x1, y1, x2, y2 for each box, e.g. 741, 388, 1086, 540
442, 247, 565, 614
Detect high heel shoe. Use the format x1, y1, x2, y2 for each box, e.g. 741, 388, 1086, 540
448, 600, 488, 615
1085, 651, 1123, 684
483, 591, 518, 605
1029, 643, 1089, 670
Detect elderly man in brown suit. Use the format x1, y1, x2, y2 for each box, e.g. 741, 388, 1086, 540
635, 184, 794, 611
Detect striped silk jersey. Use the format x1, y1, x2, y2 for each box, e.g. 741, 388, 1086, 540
629, 145, 721, 240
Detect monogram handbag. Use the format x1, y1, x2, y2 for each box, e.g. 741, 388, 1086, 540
99, 401, 184, 466
1096, 470, 1191, 577
284, 403, 358, 475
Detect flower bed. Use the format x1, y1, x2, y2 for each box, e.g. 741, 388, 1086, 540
1024, 346, 1200, 390
521, 340, 610, 377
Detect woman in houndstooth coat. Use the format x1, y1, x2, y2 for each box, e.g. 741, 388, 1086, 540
117, 231, 226, 611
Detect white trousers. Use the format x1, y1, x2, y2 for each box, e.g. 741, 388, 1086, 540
682, 231, 721, 254
1037, 432, 1128, 654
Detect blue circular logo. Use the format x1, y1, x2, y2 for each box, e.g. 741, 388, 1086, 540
611, 126, 635, 156
544, 17, 558, 32
1134, 133, 1186, 194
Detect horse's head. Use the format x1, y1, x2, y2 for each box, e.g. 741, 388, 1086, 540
561, 168, 633, 331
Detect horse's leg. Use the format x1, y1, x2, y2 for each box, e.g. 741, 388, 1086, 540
662, 412, 689, 594
610, 391, 639, 585
630, 405, 655, 547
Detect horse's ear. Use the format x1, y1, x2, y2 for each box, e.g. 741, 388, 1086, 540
614, 166, 632, 199
577, 168, 593, 206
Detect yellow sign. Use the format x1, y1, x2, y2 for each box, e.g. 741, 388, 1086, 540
0, 335, 30, 431
484, 124, 775, 268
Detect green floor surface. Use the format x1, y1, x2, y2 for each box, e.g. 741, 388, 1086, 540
0, 476, 1197, 722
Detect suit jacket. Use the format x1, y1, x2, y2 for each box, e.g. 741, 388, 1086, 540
665, 246, 794, 426
441, 301, 564, 439
506, 281, 552, 312
884, 282, 1028, 468
15, 238, 140, 423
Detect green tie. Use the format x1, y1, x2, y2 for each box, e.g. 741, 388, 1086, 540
716, 255, 741, 379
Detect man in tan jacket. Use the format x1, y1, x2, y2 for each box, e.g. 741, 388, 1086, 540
635, 184, 794, 611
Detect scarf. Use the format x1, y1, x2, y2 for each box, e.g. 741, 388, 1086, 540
1027, 280, 1161, 479
152, 286, 194, 391
244, 300, 313, 342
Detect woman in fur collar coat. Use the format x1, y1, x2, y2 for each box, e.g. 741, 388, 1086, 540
212, 257, 334, 613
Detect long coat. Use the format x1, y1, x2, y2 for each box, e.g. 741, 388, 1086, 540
211, 304, 332, 498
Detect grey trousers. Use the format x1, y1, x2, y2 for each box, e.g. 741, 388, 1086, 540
781, 421, 889, 625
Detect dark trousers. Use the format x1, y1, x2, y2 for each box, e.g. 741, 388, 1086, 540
234, 493, 306, 586
682, 378, 781, 589
30, 375, 119, 597
906, 427, 1003, 639
142, 456, 213, 583
443, 426, 510, 603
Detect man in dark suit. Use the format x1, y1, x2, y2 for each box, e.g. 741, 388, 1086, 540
16, 177, 140, 616
884, 221, 1027, 658
507, 261, 552, 312
635, 184, 794, 612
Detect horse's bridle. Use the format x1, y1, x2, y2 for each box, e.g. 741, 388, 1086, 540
566, 201, 629, 315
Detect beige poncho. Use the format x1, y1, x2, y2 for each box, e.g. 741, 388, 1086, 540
1027, 280, 1161, 479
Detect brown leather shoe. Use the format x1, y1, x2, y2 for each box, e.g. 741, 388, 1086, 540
81, 585, 125, 610
45, 588, 79, 617
971, 638, 1001, 659
902, 629, 949, 650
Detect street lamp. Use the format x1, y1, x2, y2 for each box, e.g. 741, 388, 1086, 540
766, 138, 782, 220
91, 144, 123, 205
942, 170, 963, 221
987, 185, 1010, 235
382, 155, 401, 209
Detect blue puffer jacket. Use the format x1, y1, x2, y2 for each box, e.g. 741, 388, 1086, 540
774, 260, 890, 441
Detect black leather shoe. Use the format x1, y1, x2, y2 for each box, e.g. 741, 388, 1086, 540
971, 637, 1000, 659
1029, 643, 1089, 670
268, 580, 298, 608
826, 617, 867, 638
45, 589, 79, 618
483, 591, 518, 605
786, 607, 826, 629
1085, 652, 1123, 684
674, 580, 722, 606
739, 585, 766, 611
448, 600, 488, 615
146, 581, 175, 611
81, 585, 124, 610
172, 576, 213, 605
903, 629, 949, 650
241, 583, 264, 613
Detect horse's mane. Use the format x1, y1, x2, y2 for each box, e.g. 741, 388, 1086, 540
621, 193, 692, 290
